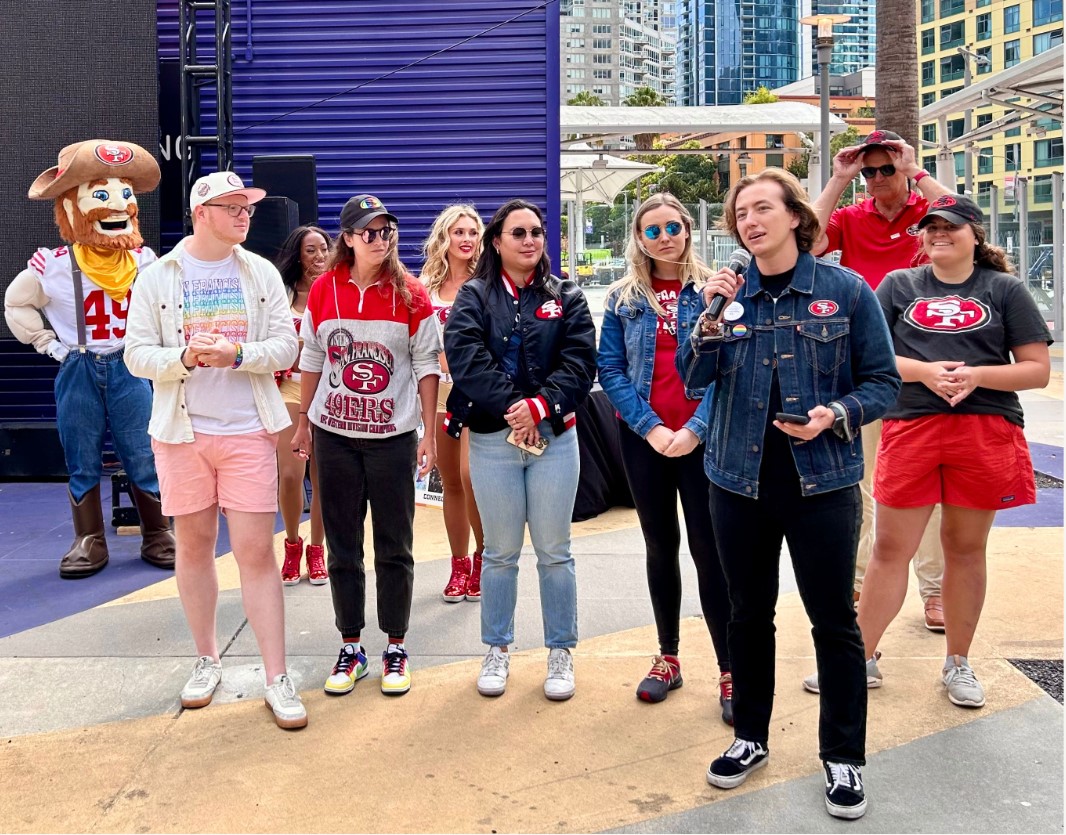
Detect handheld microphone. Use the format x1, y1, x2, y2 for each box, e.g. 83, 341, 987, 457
708, 248, 751, 320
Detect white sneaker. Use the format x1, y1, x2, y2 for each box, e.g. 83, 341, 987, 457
264, 673, 308, 729
180, 656, 222, 708
544, 648, 575, 701
477, 646, 510, 696
942, 655, 986, 708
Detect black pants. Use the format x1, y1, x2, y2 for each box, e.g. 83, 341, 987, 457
315, 428, 416, 640
709, 479, 866, 765
619, 423, 730, 670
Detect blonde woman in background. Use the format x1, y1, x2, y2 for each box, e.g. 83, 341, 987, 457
421, 205, 486, 603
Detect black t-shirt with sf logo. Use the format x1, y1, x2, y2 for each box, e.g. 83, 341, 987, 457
876, 265, 1051, 426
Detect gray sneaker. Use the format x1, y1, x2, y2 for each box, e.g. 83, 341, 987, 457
477, 646, 510, 697
544, 648, 575, 701
264, 673, 308, 729
803, 651, 882, 694
942, 655, 985, 708
180, 656, 222, 708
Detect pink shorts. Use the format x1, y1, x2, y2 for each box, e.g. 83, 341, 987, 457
152, 430, 280, 516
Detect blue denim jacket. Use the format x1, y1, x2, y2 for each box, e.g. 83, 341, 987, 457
598, 281, 711, 440
676, 252, 901, 498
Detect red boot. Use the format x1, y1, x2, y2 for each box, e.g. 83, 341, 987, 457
466, 552, 483, 602
306, 543, 329, 585
442, 555, 471, 602
281, 536, 303, 586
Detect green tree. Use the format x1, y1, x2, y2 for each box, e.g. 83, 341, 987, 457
623, 86, 668, 151
567, 91, 605, 107
742, 86, 779, 104
789, 127, 863, 205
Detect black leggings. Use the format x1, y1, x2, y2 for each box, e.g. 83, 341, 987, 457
618, 422, 731, 670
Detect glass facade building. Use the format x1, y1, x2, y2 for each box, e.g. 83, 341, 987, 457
801, 1, 876, 77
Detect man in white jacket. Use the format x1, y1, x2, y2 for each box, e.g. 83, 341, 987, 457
125, 171, 306, 730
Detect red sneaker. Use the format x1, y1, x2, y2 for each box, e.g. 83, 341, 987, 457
719, 672, 734, 726
466, 552, 483, 601
442, 555, 471, 602
306, 543, 328, 585
636, 655, 682, 703
281, 537, 303, 586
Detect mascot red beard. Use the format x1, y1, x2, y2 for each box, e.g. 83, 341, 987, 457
3, 140, 176, 578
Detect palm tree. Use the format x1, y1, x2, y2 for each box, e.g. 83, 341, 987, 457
876, 0, 918, 147
623, 86, 669, 151
567, 91, 606, 107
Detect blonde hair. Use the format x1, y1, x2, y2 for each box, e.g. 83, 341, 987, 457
610, 192, 712, 316
420, 204, 483, 296
328, 224, 414, 309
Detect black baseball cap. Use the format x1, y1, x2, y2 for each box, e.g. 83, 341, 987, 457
860, 129, 904, 151
340, 194, 397, 230
918, 194, 985, 229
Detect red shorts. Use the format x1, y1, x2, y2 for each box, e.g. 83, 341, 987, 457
874, 414, 1036, 511
152, 430, 280, 516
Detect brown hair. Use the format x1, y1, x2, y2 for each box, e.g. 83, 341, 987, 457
54, 182, 144, 250
721, 168, 821, 253
328, 223, 414, 309
972, 224, 1013, 274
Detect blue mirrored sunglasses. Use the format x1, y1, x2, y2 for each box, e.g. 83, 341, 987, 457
643, 221, 684, 240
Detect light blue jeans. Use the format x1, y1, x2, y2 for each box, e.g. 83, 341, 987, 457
469, 426, 580, 649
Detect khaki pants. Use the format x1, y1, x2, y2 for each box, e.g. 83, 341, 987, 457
855, 419, 943, 601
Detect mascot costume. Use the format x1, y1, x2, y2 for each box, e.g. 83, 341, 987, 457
4, 140, 176, 578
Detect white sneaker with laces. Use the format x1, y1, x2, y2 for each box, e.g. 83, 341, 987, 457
477, 646, 510, 697
942, 655, 985, 707
264, 673, 308, 729
180, 656, 222, 708
544, 647, 575, 701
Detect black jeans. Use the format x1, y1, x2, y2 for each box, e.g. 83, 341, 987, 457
315, 428, 417, 640
709, 479, 866, 765
619, 423, 730, 670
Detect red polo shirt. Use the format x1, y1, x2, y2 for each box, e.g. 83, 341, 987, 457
822, 191, 930, 290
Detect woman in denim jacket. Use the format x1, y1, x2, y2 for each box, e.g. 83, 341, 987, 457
597, 194, 733, 722
677, 169, 900, 820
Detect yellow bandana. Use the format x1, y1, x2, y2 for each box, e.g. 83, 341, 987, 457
73, 244, 138, 302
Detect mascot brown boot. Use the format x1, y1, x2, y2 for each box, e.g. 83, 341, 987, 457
59, 484, 110, 578
131, 486, 176, 570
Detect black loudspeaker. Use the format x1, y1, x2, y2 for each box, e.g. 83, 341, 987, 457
244, 196, 299, 263
252, 155, 319, 226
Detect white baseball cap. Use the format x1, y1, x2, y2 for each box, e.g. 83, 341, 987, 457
190, 171, 267, 208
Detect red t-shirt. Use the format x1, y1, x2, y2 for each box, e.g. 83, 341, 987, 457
822, 192, 930, 290
648, 277, 698, 431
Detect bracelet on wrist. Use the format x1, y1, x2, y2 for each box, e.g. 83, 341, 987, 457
912, 170, 929, 184
231, 342, 244, 369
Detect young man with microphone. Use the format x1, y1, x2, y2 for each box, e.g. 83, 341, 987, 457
677, 169, 901, 819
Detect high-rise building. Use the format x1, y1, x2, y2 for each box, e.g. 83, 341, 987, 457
561, 0, 677, 105
675, 0, 802, 105
799, 0, 877, 78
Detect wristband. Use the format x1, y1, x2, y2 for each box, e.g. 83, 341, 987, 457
912, 170, 929, 184
298, 411, 308, 415
231, 342, 243, 369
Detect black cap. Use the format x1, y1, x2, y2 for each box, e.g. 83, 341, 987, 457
860, 129, 903, 151
340, 194, 398, 230
918, 194, 985, 229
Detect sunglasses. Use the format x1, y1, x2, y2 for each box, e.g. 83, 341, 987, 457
503, 226, 545, 240
354, 226, 395, 243
643, 221, 684, 240
860, 164, 897, 179
205, 202, 255, 217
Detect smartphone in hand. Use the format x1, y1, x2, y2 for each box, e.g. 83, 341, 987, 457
775, 412, 811, 425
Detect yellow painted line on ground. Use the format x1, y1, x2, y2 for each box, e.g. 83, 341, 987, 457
5, 527, 1060, 833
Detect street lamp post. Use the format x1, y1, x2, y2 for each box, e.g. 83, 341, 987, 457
800, 13, 851, 190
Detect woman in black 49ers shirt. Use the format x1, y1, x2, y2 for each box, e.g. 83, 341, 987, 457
860, 195, 1051, 710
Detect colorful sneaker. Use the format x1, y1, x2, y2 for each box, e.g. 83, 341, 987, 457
180, 655, 222, 709
323, 643, 368, 695
264, 673, 308, 730
636, 655, 682, 703
544, 648, 575, 701
824, 761, 867, 819
477, 646, 510, 696
803, 651, 882, 694
706, 738, 769, 789
719, 672, 734, 726
442, 555, 471, 603
381, 644, 412, 695
306, 543, 329, 585
281, 536, 303, 586
466, 552, 483, 601
942, 655, 986, 707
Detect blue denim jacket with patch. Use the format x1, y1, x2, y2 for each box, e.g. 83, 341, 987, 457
676, 252, 901, 498
597, 281, 711, 440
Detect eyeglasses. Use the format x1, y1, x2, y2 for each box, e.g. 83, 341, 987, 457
503, 226, 545, 240
643, 221, 684, 240
205, 202, 255, 217
354, 226, 395, 243
860, 164, 896, 179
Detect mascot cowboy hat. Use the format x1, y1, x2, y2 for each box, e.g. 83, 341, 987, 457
28, 140, 160, 201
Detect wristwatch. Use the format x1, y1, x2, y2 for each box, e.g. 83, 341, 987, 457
828, 401, 853, 442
